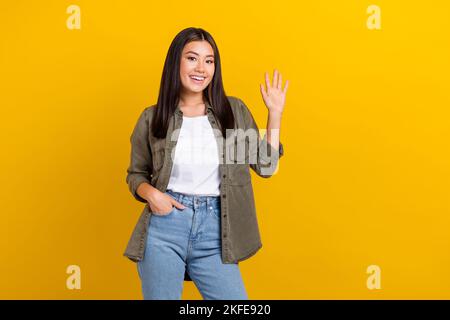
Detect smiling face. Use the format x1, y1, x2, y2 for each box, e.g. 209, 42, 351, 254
179, 40, 215, 95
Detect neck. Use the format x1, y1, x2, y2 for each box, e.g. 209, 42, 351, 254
179, 89, 204, 107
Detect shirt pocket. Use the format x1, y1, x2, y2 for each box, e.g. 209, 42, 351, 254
151, 139, 166, 172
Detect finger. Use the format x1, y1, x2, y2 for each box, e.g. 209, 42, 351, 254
278, 72, 282, 90
260, 83, 267, 100
272, 69, 278, 88
283, 80, 289, 94
172, 199, 186, 209
265, 72, 270, 89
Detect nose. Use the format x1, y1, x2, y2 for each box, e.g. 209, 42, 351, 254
195, 61, 205, 73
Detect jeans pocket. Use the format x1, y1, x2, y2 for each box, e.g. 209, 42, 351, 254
152, 206, 176, 217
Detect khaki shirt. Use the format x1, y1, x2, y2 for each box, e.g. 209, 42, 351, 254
124, 96, 284, 280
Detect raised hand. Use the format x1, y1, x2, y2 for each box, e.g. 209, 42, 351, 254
260, 69, 289, 115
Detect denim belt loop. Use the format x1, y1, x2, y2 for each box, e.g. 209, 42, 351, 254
194, 197, 199, 208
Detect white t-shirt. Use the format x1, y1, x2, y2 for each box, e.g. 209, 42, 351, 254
166, 115, 221, 196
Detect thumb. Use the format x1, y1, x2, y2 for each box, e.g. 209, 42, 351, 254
172, 199, 186, 209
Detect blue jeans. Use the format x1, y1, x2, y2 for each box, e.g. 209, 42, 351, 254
137, 189, 248, 300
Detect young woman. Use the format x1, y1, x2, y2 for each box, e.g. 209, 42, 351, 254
124, 27, 288, 300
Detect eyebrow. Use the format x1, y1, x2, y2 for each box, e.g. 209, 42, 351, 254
185, 50, 214, 58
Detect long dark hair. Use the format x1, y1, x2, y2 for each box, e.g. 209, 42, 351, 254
151, 27, 235, 139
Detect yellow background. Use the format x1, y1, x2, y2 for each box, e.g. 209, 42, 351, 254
1, 1, 449, 299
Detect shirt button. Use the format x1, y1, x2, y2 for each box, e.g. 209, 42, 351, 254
223, 233, 227, 238
222, 194, 226, 198
222, 174, 226, 178
223, 214, 227, 218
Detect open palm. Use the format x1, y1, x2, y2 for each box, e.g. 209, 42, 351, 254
260, 69, 289, 114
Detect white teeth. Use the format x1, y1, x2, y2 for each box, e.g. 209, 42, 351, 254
190, 76, 205, 81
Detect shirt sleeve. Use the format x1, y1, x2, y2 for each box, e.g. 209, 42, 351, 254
126, 107, 153, 203
237, 98, 284, 178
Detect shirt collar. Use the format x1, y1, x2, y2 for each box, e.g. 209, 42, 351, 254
175, 99, 213, 115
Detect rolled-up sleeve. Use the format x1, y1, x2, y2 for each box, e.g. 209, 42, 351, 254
238, 98, 284, 178
126, 107, 153, 203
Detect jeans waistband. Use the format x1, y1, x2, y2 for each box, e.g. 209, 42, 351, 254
166, 189, 220, 207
